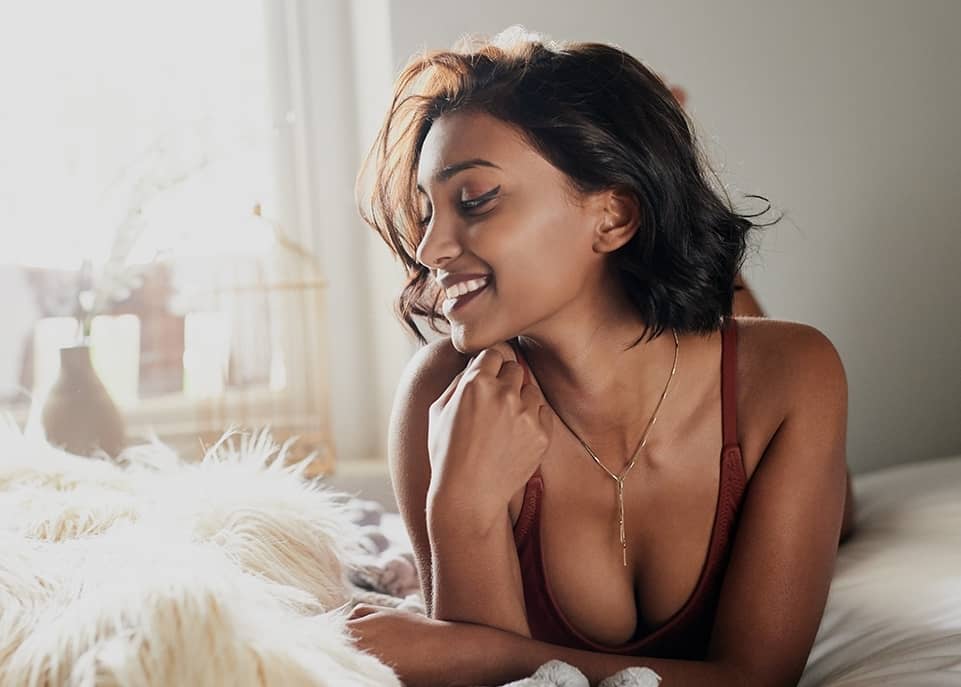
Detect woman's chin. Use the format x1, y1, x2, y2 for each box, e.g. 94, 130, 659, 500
449, 324, 500, 355
449, 329, 480, 355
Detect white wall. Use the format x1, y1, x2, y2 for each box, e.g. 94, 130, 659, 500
377, 0, 961, 474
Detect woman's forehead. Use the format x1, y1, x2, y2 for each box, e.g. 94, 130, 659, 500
417, 112, 534, 188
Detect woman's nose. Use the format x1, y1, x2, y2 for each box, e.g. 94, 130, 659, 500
415, 217, 463, 269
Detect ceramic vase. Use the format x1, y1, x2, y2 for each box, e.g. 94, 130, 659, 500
41, 345, 126, 458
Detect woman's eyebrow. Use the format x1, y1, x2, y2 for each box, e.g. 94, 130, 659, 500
417, 158, 501, 191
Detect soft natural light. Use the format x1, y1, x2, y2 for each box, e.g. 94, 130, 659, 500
0, 1, 290, 410
0, 0, 277, 270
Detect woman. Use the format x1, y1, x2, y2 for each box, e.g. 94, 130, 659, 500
348, 28, 850, 687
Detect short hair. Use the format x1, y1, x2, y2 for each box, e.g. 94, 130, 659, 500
356, 26, 772, 346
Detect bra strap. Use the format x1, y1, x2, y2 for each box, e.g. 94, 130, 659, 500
721, 316, 739, 449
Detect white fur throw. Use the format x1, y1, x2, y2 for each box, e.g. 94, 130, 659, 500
0, 419, 402, 687
0, 420, 664, 687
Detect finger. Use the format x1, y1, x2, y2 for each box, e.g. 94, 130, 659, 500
481, 343, 524, 394
538, 403, 554, 436
497, 360, 525, 394
348, 603, 378, 619
437, 345, 505, 407
519, 380, 543, 410
436, 367, 467, 407
438, 344, 519, 408
487, 341, 518, 365
471, 347, 507, 380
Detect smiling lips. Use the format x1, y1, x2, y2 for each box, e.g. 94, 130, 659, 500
444, 276, 490, 299
442, 276, 491, 316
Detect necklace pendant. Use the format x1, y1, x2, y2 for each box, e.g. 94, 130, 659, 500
616, 480, 627, 565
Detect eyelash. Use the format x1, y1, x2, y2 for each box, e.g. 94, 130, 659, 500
419, 186, 500, 226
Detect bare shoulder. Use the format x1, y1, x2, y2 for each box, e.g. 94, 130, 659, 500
735, 316, 846, 405
733, 317, 848, 477
735, 315, 841, 355
389, 336, 471, 474
394, 336, 471, 414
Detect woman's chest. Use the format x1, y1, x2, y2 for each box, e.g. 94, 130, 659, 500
508, 381, 776, 646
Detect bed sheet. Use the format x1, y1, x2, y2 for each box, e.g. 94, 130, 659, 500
802, 454, 961, 686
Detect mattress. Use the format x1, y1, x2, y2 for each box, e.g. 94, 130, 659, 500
802, 455, 961, 686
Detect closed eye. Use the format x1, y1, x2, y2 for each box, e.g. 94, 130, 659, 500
418, 185, 501, 226
461, 185, 501, 210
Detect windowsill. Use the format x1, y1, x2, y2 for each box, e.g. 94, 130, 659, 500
8, 385, 298, 433
5, 393, 393, 508
4, 385, 357, 475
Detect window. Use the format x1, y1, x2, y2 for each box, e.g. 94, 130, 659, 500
0, 1, 335, 473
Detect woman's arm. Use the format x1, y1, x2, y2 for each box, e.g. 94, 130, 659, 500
733, 272, 856, 542
387, 337, 531, 636
446, 622, 750, 687
427, 497, 531, 634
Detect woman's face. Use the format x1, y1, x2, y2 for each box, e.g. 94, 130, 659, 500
415, 110, 605, 353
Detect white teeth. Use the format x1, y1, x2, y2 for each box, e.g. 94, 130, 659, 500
445, 277, 489, 299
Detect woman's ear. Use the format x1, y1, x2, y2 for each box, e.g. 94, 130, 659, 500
593, 187, 642, 254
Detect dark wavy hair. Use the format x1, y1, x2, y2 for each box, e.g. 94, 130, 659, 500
356, 27, 773, 346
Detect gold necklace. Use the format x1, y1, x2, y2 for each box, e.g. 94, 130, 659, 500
532, 329, 679, 567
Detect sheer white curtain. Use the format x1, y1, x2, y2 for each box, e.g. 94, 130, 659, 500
264, 0, 412, 466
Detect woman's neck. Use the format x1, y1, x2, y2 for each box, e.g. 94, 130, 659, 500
514, 307, 705, 465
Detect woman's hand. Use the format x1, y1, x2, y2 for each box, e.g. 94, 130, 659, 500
426, 342, 553, 526
345, 604, 460, 687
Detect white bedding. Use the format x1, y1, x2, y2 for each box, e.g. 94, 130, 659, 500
802, 455, 961, 686
381, 455, 961, 685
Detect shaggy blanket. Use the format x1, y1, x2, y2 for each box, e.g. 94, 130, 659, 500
0, 421, 658, 687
